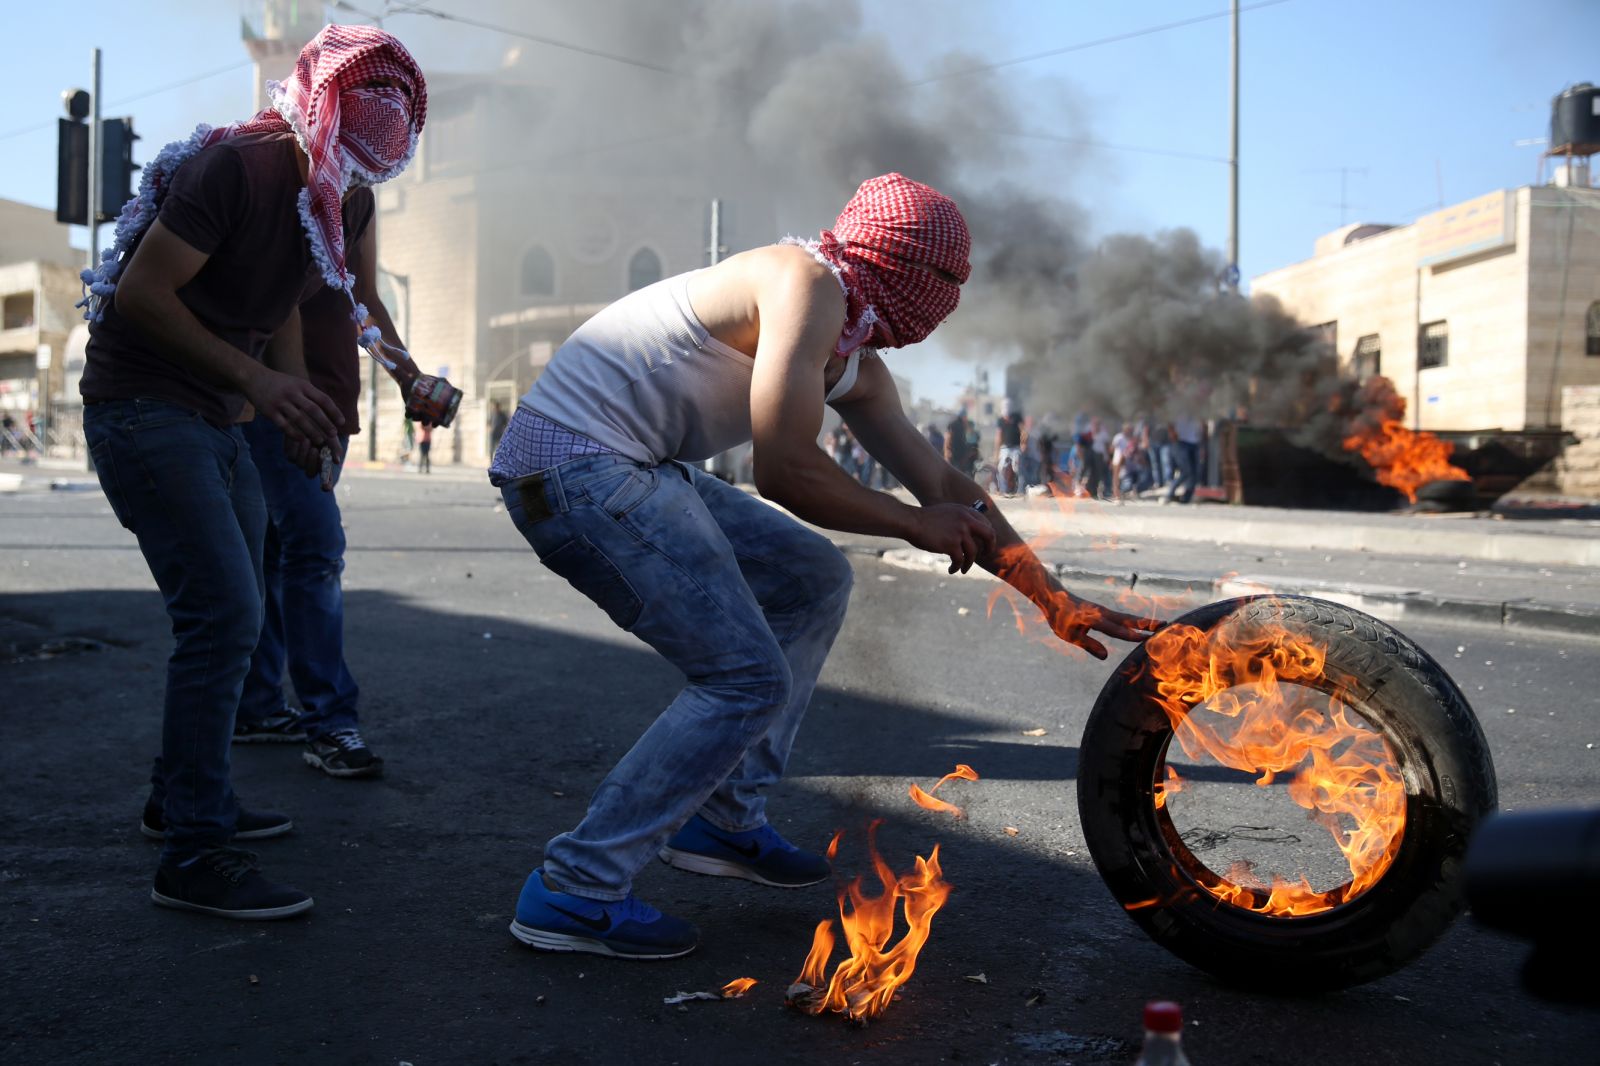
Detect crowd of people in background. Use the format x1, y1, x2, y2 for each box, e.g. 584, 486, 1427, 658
826, 400, 1213, 505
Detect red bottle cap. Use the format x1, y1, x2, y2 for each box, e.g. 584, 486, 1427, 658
1144, 1001, 1183, 1033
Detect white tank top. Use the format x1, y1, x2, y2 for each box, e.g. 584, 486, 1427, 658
520, 269, 860, 465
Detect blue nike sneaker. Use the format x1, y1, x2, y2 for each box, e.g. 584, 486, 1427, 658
658, 814, 831, 888
509, 869, 698, 960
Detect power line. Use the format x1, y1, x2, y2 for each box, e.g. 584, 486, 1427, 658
905, 0, 1295, 87
383, 1, 683, 77
0, 59, 252, 143
997, 129, 1229, 165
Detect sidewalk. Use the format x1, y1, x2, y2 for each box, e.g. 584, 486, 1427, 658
7, 457, 1596, 637
813, 492, 1600, 640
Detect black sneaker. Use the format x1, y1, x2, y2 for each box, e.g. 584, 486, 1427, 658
151, 847, 314, 920
303, 727, 384, 779
140, 799, 293, 842
233, 709, 307, 744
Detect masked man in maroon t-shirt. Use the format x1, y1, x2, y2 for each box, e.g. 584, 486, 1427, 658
228, 199, 429, 779
78, 26, 427, 921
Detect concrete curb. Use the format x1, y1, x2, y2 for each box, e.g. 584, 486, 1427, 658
869, 546, 1600, 641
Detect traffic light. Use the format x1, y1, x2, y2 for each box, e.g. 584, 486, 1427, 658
56, 117, 88, 225
55, 90, 140, 226
56, 89, 89, 225
99, 117, 140, 220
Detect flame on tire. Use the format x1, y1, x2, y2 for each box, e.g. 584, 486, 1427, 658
1141, 616, 1407, 916
1337, 376, 1469, 503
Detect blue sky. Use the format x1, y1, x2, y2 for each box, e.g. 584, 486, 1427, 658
1, 1, 1594, 404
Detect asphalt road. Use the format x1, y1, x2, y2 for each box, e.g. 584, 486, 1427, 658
2, 471, 1596, 1065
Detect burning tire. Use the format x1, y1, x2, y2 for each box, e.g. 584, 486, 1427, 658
1076, 595, 1497, 993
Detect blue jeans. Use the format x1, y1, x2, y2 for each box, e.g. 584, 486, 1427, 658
84, 400, 265, 861
500, 455, 854, 901
238, 418, 359, 738
1164, 441, 1200, 504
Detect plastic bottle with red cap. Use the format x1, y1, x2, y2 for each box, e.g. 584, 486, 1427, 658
1133, 1001, 1191, 1065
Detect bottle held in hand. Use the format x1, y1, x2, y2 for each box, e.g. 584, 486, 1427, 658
362, 333, 463, 428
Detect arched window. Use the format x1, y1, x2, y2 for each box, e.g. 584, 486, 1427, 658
627, 247, 662, 292
1587, 300, 1600, 357
520, 245, 555, 297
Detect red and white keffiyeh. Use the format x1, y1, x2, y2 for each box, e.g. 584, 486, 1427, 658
785, 173, 971, 356
81, 24, 426, 338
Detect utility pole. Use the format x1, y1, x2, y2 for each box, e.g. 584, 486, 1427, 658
1225, 0, 1239, 293
707, 199, 725, 266
705, 199, 726, 473
88, 48, 102, 270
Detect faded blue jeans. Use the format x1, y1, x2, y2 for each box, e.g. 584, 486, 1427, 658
238, 418, 359, 738
500, 455, 854, 901
84, 399, 265, 861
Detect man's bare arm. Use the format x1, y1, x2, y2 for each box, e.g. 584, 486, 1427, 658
840, 359, 1160, 658
745, 258, 993, 570
116, 220, 343, 449
260, 306, 333, 477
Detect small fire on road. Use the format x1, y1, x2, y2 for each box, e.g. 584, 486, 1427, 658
908, 763, 980, 818
786, 823, 952, 1024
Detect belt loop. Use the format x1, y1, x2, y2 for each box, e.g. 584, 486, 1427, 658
546, 463, 572, 514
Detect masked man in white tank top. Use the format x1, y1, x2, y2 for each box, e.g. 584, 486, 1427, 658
489, 174, 1159, 960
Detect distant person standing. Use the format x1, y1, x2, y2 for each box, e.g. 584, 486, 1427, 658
489, 400, 509, 456
1147, 418, 1172, 488
945, 407, 976, 477
418, 420, 433, 474
924, 422, 944, 456
993, 400, 1025, 495
1164, 413, 1203, 504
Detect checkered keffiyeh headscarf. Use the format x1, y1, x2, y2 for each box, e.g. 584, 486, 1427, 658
784, 173, 971, 355
80, 24, 426, 341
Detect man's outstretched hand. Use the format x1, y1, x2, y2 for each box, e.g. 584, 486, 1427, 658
1049, 592, 1165, 660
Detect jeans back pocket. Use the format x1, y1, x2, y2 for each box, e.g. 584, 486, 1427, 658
593, 464, 659, 519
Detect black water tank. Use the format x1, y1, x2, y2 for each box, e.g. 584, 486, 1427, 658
1549, 82, 1600, 156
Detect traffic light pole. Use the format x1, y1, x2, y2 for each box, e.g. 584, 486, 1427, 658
88, 47, 102, 269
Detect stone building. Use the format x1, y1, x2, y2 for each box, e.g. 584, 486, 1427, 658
0, 198, 85, 450
1250, 180, 1600, 432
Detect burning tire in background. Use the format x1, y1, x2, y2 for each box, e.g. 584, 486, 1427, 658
1076, 595, 1497, 993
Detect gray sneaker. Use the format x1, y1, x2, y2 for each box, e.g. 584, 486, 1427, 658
233, 709, 307, 744
303, 727, 385, 779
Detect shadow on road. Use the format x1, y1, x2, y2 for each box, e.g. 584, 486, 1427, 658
1, 588, 1586, 1065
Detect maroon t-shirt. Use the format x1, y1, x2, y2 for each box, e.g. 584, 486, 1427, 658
300, 187, 374, 436
80, 132, 368, 426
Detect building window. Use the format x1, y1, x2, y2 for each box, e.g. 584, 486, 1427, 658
2, 292, 33, 330
520, 245, 555, 298
1354, 334, 1381, 381
1587, 301, 1600, 357
1419, 321, 1448, 370
627, 247, 662, 292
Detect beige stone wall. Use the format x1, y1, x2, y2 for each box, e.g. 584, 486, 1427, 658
366, 172, 481, 467
1250, 186, 1600, 432
0, 199, 79, 270
1550, 386, 1600, 498
1523, 188, 1600, 429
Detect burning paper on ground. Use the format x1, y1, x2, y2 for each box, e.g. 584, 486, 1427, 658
786, 822, 951, 1025
908, 763, 980, 819
662, 978, 757, 1006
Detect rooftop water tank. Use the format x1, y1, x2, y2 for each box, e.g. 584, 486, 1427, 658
1549, 82, 1600, 156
